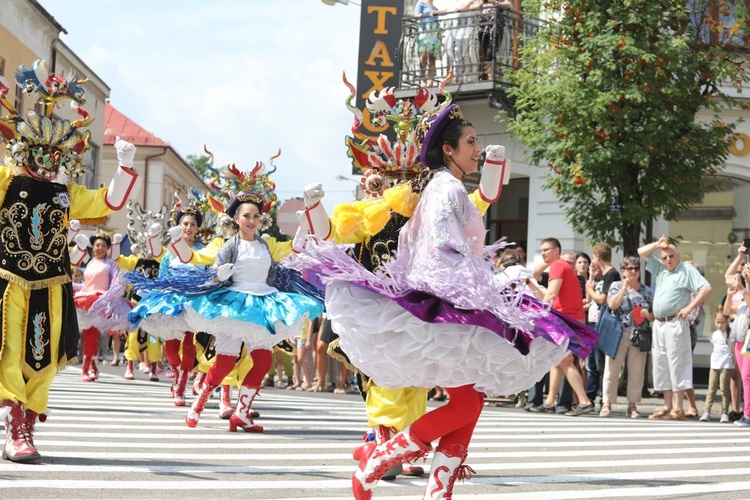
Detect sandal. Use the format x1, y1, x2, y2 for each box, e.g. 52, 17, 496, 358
627, 406, 641, 419
287, 383, 301, 391
599, 404, 611, 418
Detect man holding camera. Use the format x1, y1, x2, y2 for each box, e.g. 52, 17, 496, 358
638, 235, 712, 420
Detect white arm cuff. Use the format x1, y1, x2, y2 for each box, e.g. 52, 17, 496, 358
106, 166, 142, 211
169, 237, 193, 264
148, 234, 164, 259
69, 246, 88, 267
478, 158, 510, 203
301, 202, 331, 240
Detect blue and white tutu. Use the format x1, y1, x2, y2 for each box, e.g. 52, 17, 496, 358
183, 288, 323, 351
128, 291, 193, 342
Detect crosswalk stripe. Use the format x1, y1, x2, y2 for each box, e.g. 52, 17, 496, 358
2, 369, 746, 499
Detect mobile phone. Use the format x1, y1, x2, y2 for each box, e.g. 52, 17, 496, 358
744, 239, 750, 264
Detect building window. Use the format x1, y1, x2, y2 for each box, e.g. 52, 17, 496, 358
81, 144, 99, 189
669, 175, 750, 338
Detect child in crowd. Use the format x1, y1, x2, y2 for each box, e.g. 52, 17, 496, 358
700, 311, 735, 423
287, 319, 313, 391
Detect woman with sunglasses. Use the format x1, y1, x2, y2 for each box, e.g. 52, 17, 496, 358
600, 256, 655, 418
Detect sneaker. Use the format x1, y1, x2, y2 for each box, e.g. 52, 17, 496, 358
699, 412, 710, 422
529, 403, 556, 414
720, 413, 730, 423
564, 403, 595, 416
729, 411, 743, 422
734, 416, 750, 427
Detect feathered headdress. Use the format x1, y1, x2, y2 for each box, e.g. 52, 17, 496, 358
202, 146, 280, 233
0, 60, 91, 182
342, 71, 453, 197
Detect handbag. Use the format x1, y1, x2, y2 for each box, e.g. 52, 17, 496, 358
594, 306, 623, 358
630, 324, 652, 353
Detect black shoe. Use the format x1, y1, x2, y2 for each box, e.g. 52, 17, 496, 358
529, 404, 556, 413
729, 411, 743, 422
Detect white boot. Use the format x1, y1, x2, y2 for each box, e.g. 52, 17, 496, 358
172, 368, 186, 406
185, 382, 215, 428
352, 425, 430, 500
1, 401, 39, 463
423, 444, 475, 500
219, 385, 234, 419
228, 386, 263, 432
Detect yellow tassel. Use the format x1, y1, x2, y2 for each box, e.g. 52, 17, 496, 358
362, 197, 392, 235
384, 183, 421, 217
332, 203, 364, 237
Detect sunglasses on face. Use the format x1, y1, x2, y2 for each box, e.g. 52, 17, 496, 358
624, 266, 640, 271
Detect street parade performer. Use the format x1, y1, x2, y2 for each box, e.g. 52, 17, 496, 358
72, 231, 133, 383
127, 152, 323, 432
0, 60, 140, 462
297, 74, 514, 481
289, 99, 598, 499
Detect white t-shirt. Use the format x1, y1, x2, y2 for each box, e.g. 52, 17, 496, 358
710, 329, 734, 370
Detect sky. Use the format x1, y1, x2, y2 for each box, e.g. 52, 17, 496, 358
37, 0, 364, 213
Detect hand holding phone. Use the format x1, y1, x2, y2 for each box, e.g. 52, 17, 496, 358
631, 305, 646, 326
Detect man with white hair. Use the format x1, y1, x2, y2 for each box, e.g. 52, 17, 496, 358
638, 235, 712, 420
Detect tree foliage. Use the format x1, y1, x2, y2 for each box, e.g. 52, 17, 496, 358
507, 0, 750, 256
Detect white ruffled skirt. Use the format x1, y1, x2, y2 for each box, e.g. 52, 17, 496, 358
327, 280, 569, 395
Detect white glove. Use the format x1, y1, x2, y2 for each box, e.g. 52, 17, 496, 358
302, 183, 325, 208
149, 223, 163, 237
67, 219, 81, 245
484, 145, 505, 162
114, 136, 136, 168
168, 226, 183, 241
70, 234, 90, 266
74, 233, 90, 249
217, 263, 235, 281
113, 233, 123, 244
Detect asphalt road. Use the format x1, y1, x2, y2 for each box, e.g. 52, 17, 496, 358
1, 364, 749, 499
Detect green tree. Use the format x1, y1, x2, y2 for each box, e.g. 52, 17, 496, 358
185, 154, 213, 182
507, 0, 750, 256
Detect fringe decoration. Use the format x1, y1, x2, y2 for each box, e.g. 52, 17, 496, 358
0, 269, 70, 291
332, 203, 364, 237
383, 183, 420, 217
273, 265, 325, 303
286, 236, 537, 334
327, 337, 364, 377
361, 198, 391, 235
124, 268, 223, 296
86, 276, 133, 331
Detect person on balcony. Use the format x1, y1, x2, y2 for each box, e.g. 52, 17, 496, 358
477, 0, 511, 80
414, 0, 441, 86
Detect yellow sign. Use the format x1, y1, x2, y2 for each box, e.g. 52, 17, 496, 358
730, 133, 750, 156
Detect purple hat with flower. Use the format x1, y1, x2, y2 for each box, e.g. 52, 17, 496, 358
417, 103, 464, 162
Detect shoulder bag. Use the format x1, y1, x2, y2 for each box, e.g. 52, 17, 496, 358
594, 306, 623, 359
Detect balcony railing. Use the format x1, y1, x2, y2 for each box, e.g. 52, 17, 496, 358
398, 5, 541, 97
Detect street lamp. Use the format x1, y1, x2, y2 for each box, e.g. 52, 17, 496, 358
321, 0, 361, 6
